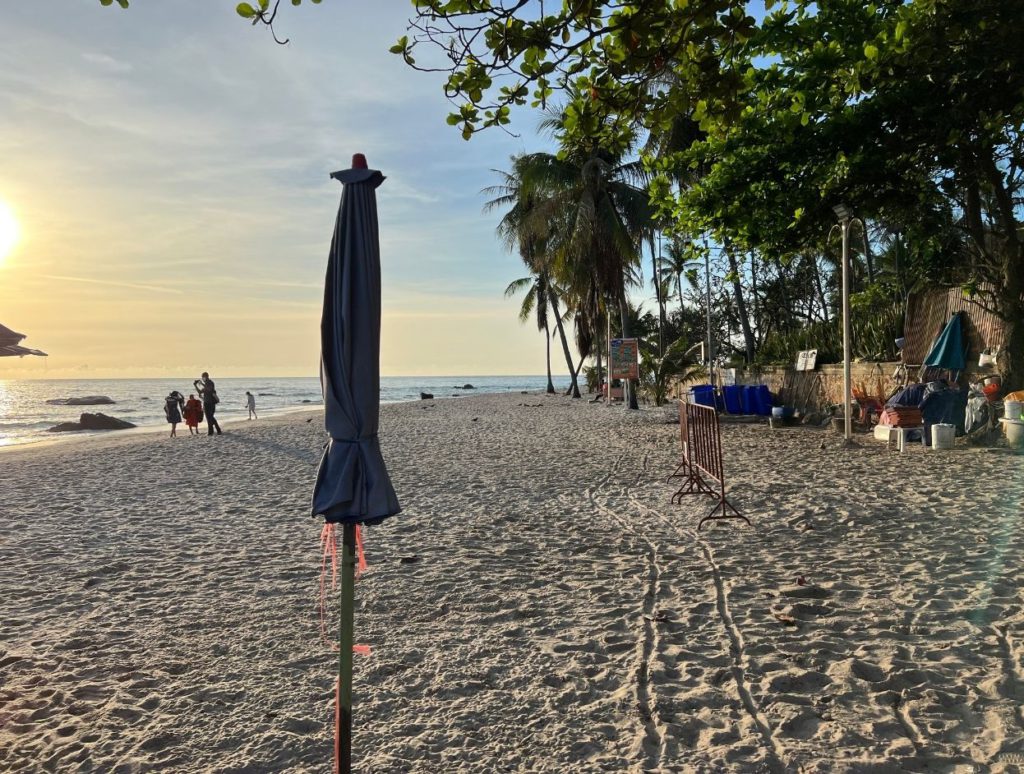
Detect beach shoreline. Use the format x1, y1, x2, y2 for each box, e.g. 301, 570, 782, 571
0, 405, 326, 457
2, 392, 1022, 772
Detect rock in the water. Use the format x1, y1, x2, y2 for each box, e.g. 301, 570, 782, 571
47, 413, 136, 432
420, 392, 434, 400
79, 413, 136, 430
462, 384, 475, 390
46, 395, 116, 406
47, 422, 84, 433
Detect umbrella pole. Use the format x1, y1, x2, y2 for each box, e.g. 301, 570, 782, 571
336, 523, 356, 774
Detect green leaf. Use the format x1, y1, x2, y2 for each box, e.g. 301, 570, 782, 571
258, 0, 269, 10
863, 44, 879, 60
236, 2, 258, 18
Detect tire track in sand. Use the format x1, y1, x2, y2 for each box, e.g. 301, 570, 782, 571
584, 454, 666, 772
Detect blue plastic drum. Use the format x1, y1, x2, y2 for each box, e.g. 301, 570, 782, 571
755, 385, 773, 416
690, 384, 715, 407
723, 385, 743, 414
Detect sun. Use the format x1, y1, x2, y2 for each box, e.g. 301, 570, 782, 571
0, 200, 20, 263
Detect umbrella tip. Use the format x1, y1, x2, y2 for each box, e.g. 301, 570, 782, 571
351, 153, 368, 170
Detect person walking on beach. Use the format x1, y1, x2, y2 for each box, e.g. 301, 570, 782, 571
183, 394, 203, 436
193, 372, 222, 436
245, 391, 257, 420
163, 390, 185, 437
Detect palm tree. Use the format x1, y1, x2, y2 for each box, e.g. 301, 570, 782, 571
504, 273, 556, 393
484, 157, 583, 398
640, 335, 707, 407
518, 134, 654, 408
659, 238, 696, 313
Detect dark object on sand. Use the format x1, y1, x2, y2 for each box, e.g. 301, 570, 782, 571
46, 395, 116, 406
48, 413, 136, 432
420, 392, 434, 400
312, 154, 401, 774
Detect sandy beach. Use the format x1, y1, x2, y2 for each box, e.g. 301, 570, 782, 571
3, 392, 1024, 772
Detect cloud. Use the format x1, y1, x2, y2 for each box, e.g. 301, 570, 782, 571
40, 274, 183, 295
0, 0, 576, 377
81, 51, 134, 74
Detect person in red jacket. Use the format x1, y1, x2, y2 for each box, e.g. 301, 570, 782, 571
183, 394, 204, 436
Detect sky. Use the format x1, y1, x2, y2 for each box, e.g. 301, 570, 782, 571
0, 0, 574, 379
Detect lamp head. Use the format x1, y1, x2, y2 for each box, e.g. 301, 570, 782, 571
833, 203, 855, 222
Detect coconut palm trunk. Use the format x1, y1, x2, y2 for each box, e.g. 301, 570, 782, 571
549, 289, 581, 398
619, 296, 639, 410
650, 234, 664, 356
725, 243, 755, 364
544, 318, 555, 393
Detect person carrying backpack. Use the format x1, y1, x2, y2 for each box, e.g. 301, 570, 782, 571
193, 372, 222, 436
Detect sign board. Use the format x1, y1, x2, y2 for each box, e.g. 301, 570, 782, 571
796, 349, 818, 371
723, 368, 737, 386
610, 338, 639, 380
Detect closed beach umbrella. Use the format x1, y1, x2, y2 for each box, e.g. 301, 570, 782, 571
312, 153, 400, 774
924, 312, 966, 372
0, 322, 46, 357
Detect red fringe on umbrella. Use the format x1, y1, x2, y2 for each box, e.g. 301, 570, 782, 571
319, 523, 370, 651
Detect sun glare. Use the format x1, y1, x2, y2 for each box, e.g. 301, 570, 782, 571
0, 200, 20, 263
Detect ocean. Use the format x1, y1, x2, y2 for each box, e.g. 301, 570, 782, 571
0, 375, 567, 448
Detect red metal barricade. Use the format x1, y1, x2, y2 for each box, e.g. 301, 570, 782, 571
671, 399, 749, 530
667, 399, 691, 482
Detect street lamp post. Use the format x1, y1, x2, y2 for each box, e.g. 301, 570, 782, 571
703, 235, 714, 388
831, 204, 864, 442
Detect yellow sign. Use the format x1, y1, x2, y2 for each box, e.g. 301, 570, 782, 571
610, 338, 639, 379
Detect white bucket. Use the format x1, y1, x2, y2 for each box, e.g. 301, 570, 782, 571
1002, 419, 1024, 448
931, 423, 955, 450
1005, 400, 1023, 422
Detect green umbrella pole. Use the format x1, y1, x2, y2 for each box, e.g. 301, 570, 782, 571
336, 523, 357, 774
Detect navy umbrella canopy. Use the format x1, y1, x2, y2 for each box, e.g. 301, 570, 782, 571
311, 153, 400, 774
312, 155, 401, 525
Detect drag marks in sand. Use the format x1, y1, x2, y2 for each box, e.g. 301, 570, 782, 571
589, 445, 788, 772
